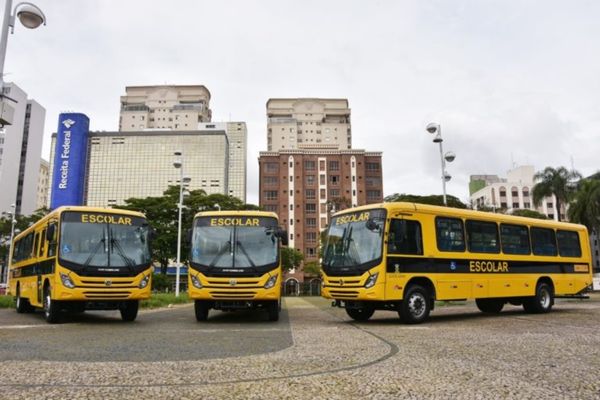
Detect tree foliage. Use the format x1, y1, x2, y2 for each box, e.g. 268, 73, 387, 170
568, 176, 600, 233
119, 186, 259, 272
510, 209, 549, 220
532, 167, 581, 222
384, 193, 467, 209
280, 247, 303, 272
1, 207, 50, 263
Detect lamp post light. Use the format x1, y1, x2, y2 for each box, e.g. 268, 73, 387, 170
173, 151, 191, 297
0, 1, 46, 86
426, 123, 456, 206
0, 1, 46, 126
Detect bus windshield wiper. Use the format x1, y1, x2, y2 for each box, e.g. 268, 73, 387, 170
235, 241, 257, 268
209, 241, 231, 267
110, 237, 135, 270
82, 237, 106, 268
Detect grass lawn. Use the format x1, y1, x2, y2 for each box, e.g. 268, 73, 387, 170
140, 292, 191, 309
0, 295, 14, 308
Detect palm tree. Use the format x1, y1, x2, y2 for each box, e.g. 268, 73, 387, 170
568, 177, 600, 233
532, 167, 581, 221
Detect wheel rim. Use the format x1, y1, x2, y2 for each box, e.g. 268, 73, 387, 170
408, 292, 426, 319
539, 287, 551, 309
44, 291, 51, 317
16, 290, 21, 308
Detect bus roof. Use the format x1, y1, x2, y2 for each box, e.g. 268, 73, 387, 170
194, 210, 278, 219
13, 206, 147, 242
332, 202, 587, 231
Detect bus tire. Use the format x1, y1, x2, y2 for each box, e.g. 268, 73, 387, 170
195, 300, 210, 321
15, 286, 33, 313
475, 298, 504, 313
523, 282, 553, 314
43, 285, 61, 324
399, 284, 431, 324
120, 301, 139, 322
267, 300, 280, 322
345, 304, 375, 321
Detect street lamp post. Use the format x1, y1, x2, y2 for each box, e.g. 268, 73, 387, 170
4, 203, 16, 291
0, 1, 46, 126
173, 151, 190, 297
426, 123, 456, 206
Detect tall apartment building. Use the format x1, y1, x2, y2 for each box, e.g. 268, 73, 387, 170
0, 83, 46, 216
119, 85, 212, 131
266, 98, 351, 151
36, 159, 49, 210
260, 98, 383, 283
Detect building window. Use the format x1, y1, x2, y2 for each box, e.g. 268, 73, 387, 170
329, 175, 340, 185
265, 191, 278, 201
306, 218, 317, 227
329, 161, 339, 171
512, 203, 519, 209
306, 232, 317, 242
306, 175, 315, 185
367, 190, 381, 201
330, 189, 340, 197
304, 160, 316, 170
306, 189, 316, 199
366, 162, 380, 171
320, 189, 326, 199
264, 176, 278, 185
306, 203, 316, 214
265, 162, 278, 173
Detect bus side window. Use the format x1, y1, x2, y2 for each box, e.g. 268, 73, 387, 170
39, 229, 46, 257
47, 223, 57, 257
388, 219, 423, 255
556, 230, 582, 257
33, 233, 40, 259
531, 227, 557, 256
466, 220, 500, 253
435, 217, 465, 252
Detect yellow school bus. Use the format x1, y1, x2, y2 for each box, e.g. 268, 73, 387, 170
9, 206, 153, 323
321, 202, 593, 324
188, 211, 287, 321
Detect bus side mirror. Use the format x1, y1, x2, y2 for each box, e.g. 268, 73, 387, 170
149, 227, 157, 241
46, 225, 56, 242
186, 228, 193, 243
278, 228, 289, 246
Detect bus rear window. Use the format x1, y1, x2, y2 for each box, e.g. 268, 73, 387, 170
531, 227, 557, 256
556, 230, 582, 257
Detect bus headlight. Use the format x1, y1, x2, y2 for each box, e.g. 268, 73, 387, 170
264, 274, 278, 289
364, 273, 379, 289
139, 274, 150, 289
60, 273, 75, 289
191, 274, 203, 289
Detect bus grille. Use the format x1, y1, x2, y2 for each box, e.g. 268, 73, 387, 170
328, 279, 361, 286
329, 290, 359, 299
209, 290, 257, 299
80, 280, 136, 289
206, 279, 261, 288
83, 291, 131, 299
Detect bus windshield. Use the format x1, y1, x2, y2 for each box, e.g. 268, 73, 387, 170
59, 211, 152, 269
191, 216, 279, 269
322, 209, 386, 272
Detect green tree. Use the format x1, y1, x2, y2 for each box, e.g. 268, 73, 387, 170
303, 261, 321, 276
119, 186, 259, 273
568, 177, 600, 233
532, 167, 581, 221
384, 193, 467, 209
281, 247, 303, 272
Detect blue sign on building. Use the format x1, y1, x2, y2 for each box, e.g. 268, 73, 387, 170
50, 113, 90, 209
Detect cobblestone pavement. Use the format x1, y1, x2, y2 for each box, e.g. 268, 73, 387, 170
1, 296, 599, 399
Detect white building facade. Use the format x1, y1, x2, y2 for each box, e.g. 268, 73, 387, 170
0, 83, 46, 216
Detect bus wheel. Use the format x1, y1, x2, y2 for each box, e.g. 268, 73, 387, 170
195, 300, 210, 321
120, 301, 139, 322
523, 282, 554, 314
15, 286, 33, 313
345, 305, 375, 321
267, 300, 280, 322
43, 285, 61, 324
475, 298, 504, 313
399, 285, 431, 324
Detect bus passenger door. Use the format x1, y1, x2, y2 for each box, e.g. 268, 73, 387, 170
385, 218, 425, 300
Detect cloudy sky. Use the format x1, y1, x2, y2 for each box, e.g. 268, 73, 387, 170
6, 0, 600, 205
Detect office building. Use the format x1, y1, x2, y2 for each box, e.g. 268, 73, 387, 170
0, 83, 46, 216
36, 159, 49, 210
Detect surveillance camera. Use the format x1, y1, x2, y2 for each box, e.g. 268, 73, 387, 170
444, 151, 456, 162
173, 161, 182, 168
444, 174, 452, 182
425, 122, 439, 134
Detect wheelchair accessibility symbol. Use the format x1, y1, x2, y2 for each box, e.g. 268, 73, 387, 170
450, 261, 457, 271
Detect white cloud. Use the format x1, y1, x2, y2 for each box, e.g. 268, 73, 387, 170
5, 0, 599, 205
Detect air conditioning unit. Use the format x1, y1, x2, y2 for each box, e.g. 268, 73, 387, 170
0, 98, 15, 126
